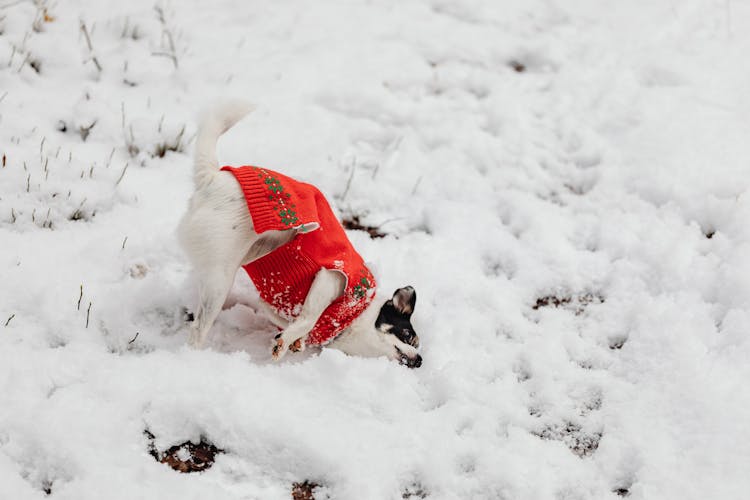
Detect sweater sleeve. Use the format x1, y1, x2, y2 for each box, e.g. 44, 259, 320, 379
306, 292, 372, 345
306, 268, 377, 345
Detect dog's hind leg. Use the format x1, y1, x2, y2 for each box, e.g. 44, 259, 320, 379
188, 263, 238, 348
180, 176, 256, 348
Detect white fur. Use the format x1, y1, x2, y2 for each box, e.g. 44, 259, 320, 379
179, 101, 418, 363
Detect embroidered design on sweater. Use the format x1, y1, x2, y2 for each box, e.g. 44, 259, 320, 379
255, 168, 299, 226
352, 273, 373, 299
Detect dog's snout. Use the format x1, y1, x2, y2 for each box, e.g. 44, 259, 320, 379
411, 354, 422, 368
400, 353, 422, 369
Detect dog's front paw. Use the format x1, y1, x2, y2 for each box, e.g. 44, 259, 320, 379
289, 338, 305, 353
272, 334, 288, 360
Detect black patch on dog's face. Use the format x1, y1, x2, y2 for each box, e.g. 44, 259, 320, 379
375, 286, 419, 348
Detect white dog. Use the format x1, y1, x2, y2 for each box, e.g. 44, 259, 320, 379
178, 102, 422, 367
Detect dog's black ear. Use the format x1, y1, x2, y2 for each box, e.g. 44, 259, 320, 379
392, 286, 416, 317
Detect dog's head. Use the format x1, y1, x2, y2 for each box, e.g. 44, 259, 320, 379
374, 286, 421, 368
329, 286, 422, 367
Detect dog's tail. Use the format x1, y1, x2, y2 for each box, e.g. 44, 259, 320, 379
193, 100, 255, 187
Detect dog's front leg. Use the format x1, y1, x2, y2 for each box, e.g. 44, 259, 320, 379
272, 269, 344, 360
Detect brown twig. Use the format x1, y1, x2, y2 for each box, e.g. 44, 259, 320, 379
79, 21, 102, 73
115, 162, 128, 185
340, 156, 356, 200
154, 6, 178, 69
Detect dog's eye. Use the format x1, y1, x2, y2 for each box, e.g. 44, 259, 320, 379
399, 330, 418, 345
406, 331, 419, 348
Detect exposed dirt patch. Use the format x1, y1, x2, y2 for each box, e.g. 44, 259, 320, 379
292, 480, 320, 500
609, 336, 628, 350
509, 60, 526, 72
533, 295, 572, 310
145, 430, 223, 473
534, 422, 602, 458
341, 215, 387, 239
402, 482, 428, 498
532, 292, 604, 315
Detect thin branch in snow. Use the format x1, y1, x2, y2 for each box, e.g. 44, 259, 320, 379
106, 147, 115, 168
70, 197, 87, 220
79, 20, 102, 73
371, 163, 380, 180
411, 175, 422, 195
16, 52, 29, 73
42, 207, 51, 228
77, 284, 83, 310
85, 302, 92, 328
154, 5, 178, 69
115, 162, 128, 185
4, 314, 14, 327
341, 156, 357, 201
121, 236, 128, 249
128, 332, 139, 344
125, 124, 138, 157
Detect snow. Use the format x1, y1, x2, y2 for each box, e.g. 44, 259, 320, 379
1, 0, 750, 498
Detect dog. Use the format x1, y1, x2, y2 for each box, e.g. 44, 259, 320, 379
178, 101, 422, 368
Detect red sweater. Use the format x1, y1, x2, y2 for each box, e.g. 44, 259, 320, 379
221, 166, 376, 345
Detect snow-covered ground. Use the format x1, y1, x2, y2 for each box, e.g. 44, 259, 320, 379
2, 0, 750, 498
